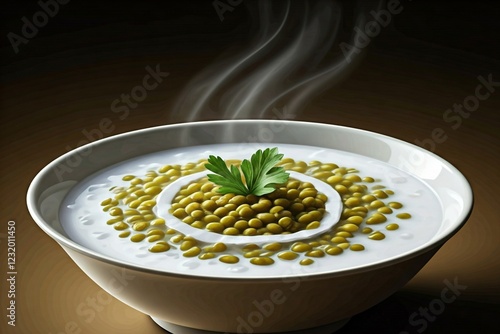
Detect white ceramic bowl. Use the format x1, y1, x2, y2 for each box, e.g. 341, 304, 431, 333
27, 120, 473, 334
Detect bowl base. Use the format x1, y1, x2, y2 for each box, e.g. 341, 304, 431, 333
150, 316, 350, 334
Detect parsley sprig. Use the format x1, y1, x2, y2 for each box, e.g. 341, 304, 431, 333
205, 147, 289, 196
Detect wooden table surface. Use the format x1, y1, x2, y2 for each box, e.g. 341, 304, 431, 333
1, 1, 499, 333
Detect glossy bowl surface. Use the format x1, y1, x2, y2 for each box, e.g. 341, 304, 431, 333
27, 120, 473, 333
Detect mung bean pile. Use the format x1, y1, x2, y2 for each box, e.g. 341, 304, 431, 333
170, 177, 326, 236
100, 157, 412, 266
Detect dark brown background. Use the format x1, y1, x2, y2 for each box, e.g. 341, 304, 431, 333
1, 1, 499, 333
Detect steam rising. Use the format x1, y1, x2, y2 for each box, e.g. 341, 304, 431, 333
173, 0, 373, 121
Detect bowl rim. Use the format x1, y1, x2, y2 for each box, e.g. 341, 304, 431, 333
26, 119, 474, 281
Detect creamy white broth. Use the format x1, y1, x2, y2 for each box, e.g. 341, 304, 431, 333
60, 143, 442, 278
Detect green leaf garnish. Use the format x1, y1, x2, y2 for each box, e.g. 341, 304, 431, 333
205, 147, 289, 196
204, 156, 249, 195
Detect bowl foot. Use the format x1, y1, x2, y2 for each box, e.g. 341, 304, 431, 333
150, 316, 350, 334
